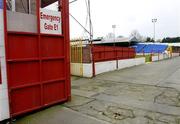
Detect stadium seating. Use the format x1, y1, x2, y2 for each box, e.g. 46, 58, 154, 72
132, 44, 168, 53
132, 44, 146, 53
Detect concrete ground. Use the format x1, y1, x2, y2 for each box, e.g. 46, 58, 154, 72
15, 57, 180, 124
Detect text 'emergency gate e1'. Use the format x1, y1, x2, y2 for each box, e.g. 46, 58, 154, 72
1, 0, 70, 119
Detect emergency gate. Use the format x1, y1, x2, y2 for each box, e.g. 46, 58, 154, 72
0, 0, 70, 121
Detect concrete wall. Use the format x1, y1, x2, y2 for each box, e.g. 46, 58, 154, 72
152, 56, 159, 62
71, 58, 145, 78
71, 63, 92, 78
95, 61, 117, 75
118, 58, 145, 70
159, 54, 165, 60
135, 58, 145, 65
152, 53, 173, 62
71, 53, 179, 78
0, 7, 10, 121
83, 64, 93, 77
172, 53, 180, 57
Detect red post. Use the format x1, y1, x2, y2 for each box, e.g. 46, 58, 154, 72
0, 61, 1, 84
115, 47, 118, 69
91, 43, 95, 77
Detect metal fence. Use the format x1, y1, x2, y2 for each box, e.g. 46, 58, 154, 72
70, 44, 136, 63
92, 45, 136, 62
70, 40, 84, 76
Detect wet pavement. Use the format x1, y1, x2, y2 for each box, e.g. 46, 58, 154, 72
15, 57, 180, 124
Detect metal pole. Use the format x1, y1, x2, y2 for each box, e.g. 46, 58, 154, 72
69, 13, 91, 35
28, 0, 31, 14
152, 19, 157, 42
112, 25, 116, 44
113, 27, 115, 42
88, 0, 93, 41
112, 25, 118, 69
87, 0, 95, 77
154, 22, 155, 41
69, 0, 78, 4
12, 0, 16, 12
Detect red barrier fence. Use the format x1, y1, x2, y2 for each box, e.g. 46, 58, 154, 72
0, 65, 1, 84
92, 45, 136, 62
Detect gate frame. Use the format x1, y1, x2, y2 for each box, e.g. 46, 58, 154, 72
3, 0, 71, 118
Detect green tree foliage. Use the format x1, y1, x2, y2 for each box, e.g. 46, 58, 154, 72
162, 37, 180, 43
146, 37, 154, 42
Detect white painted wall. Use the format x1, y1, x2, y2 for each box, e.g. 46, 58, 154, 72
95, 61, 116, 75
71, 63, 92, 78
135, 58, 145, 65
83, 64, 93, 78
153, 54, 172, 62
71, 58, 145, 78
118, 59, 133, 69
159, 54, 164, 60
152, 56, 159, 62
172, 53, 180, 57
118, 58, 145, 70
0, 6, 10, 121
71, 53, 178, 78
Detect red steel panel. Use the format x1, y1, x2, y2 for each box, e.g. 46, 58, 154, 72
9, 62, 40, 87
11, 86, 41, 114
43, 81, 65, 104
0, 65, 1, 84
92, 45, 135, 62
41, 36, 64, 58
117, 48, 123, 59
42, 60, 65, 81
8, 35, 39, 59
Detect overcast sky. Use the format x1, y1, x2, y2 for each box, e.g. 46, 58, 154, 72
69, 0, 180, 39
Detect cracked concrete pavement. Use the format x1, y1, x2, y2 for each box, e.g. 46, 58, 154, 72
15, 57, 180, 124
66, 57, 180, 124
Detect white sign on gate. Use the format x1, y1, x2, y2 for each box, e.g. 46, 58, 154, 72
40, 9, 62, 35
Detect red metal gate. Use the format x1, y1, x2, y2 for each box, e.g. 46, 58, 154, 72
3, 0, 70, 117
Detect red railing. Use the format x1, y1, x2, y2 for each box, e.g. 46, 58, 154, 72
92, 45, 135, 62
0, 65, 1, 84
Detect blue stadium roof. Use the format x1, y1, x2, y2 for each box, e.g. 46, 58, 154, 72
132, 44, 168, 53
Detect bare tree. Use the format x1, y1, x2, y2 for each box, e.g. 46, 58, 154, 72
129, 30, 143, 41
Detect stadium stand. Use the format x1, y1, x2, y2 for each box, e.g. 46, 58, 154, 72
132, 44, 168, 53
132, 44, 146, 53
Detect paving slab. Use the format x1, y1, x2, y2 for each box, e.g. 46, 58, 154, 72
64, 95, 95, 107
158, 68, 180, 90
94, 93, 180, 116
14, 106, 110, 124
68, 57, 180, 123
69, 99, 180, 124
72, 89, 98, 98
